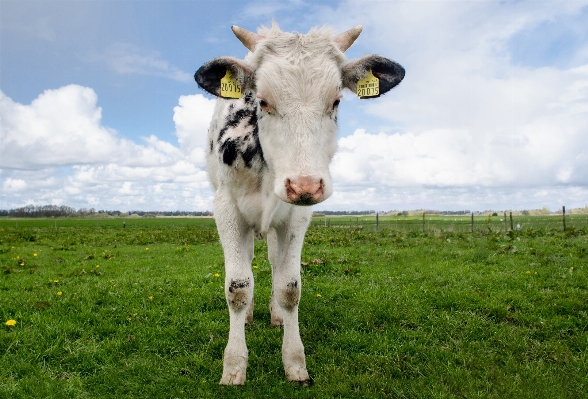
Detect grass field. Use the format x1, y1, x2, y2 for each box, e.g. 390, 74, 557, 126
1, 218, 587, 398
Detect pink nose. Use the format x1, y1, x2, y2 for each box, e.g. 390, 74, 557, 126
285, 177, 324, 205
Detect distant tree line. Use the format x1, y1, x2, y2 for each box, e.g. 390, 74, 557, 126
126, 210, 212, 217
2, 204, 584, 218
0, 204, 212, 218
0, 204, 78, 217
314, 210, 376, 216
438, 210, 472, 215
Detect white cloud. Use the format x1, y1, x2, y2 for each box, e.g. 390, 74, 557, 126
173, 94, 217, 166
0, 85, 217, 211
317, 1, 588, 210
2, 178, 27, 193
0, 85, 174, 170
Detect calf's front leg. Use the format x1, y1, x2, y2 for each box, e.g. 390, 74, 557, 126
215, 193, 254, 386
270, 212, 313, 385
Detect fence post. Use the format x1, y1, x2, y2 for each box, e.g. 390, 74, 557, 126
422, 212, 425, 232
327, 219, 330, 228
509, 212, 513, 231
503, 211, 507, 232
376, 212, 379, 231
471, 212, 474, 233
562, 205, 566, 232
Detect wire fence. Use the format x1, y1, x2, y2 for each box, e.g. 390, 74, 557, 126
310, 213, 588, 233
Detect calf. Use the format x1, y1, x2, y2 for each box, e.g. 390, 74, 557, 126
195, 23, 404, 385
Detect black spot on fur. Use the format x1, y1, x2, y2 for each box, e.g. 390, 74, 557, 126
209, 140, 214, 154
218, 107, 256, 142
287, 280, 298, 289
242, 119, 264, 168
221, 139, 238, 166
243, 91, 254, 104
216, 101, 265, 168
229, 278, 250, 293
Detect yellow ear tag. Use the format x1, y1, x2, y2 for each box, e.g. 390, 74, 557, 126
220, 70, 242, 99
356, 70, 379, 99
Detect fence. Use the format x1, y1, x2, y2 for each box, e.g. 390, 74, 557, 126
1, 213, 587, 233
310, 213, 588, 233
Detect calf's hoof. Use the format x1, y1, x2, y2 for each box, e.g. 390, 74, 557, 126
219, 369, 246, 386
285, 367, 312, 386
293, 377, 314, 387
245, 297, 254, 325
270, 315, 283, 327
220, 352, 247, 386
270, 303, 283, 326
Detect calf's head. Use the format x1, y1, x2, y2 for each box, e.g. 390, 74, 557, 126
195, 23, 404, 205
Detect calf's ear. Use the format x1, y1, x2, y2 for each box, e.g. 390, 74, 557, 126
194, 57, 255, 97
342, 55, 405, 97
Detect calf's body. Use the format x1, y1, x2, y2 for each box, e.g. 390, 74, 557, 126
195, 23, 404, 385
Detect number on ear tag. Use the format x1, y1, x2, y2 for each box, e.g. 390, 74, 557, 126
356, 70, 379, 99
220, 70, 242, 99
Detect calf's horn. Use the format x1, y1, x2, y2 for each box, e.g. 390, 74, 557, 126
334, 25, 363, 52
232, 25, 263, 52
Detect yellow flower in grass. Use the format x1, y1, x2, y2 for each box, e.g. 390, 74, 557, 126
148, 296, 153, 301
146, 248, 149, 251
316, 294, 322, 298
57, 291, 62, 296
34, 253, 37, 257
253, 266, 258, 269
5, 320, 16, 327
214, 273, 220, 277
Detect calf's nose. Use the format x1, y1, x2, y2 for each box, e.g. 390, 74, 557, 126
285, 177, 324, 205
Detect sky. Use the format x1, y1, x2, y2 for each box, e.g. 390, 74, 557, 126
1, 0, 588, 213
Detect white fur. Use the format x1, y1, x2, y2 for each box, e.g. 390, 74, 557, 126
206, 24, 347, 386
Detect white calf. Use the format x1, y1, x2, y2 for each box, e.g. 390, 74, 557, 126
195, 22, 404, 385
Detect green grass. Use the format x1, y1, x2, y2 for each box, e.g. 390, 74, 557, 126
1, 220, 587, 398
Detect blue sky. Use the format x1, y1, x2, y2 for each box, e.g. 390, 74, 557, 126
1, 0, 588, 212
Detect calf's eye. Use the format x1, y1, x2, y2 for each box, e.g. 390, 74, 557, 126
259, 99, 270, 111
332, 99, 340, 110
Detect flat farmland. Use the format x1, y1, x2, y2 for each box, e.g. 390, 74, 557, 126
1, 218, 587, 398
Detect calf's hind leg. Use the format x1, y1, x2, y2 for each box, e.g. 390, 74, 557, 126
245, 229, 255, 325
268, 228, 283, 326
